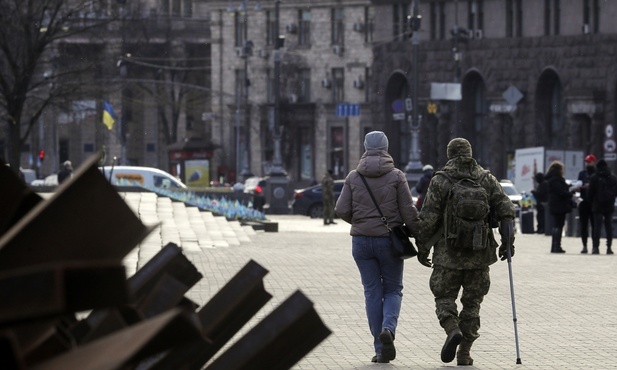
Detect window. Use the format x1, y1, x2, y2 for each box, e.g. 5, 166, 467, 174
235, 11, 247, 47
299, 68, 311, 103
331, 8, 344, 45
544, 0, 560, 36
332, 68, 344, 103
364, 67, 371, 103
506, 0, 522, 37
299, 9, 311, 46
330, 126, 345, 178
392, 2, 410, 41
235, 69, 247, 101
468, 0, 484, 31
583, 0, 601, 34
430, 1, 447, 40
364, 6, 374, 43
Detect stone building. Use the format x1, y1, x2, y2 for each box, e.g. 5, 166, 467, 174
4, 1, 213, 186
373, 0, 617, 185
207, 0, 375, 187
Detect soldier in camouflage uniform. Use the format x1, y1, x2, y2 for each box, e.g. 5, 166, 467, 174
415, 138, 516, 366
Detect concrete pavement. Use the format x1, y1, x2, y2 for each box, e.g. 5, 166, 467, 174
121, 193, 617, 369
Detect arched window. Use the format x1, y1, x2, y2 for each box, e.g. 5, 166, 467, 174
536, 69, 564, 148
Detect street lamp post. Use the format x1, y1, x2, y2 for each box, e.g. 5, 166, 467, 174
404, 0, 423, 188
237, 0, 254, 182
266, 0, 290, 214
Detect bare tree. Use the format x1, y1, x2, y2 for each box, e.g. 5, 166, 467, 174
0, 0, 114, 173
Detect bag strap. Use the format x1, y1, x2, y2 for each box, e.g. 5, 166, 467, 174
358, 174, 391, 231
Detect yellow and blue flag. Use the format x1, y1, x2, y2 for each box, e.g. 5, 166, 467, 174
102, 100, 116, 130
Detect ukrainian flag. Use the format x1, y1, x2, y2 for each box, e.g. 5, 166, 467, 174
102, 100, 116, 130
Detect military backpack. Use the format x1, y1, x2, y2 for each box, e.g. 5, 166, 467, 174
436, 171, 491, 250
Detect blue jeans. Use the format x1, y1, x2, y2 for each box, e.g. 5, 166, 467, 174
352, 235, 404, 355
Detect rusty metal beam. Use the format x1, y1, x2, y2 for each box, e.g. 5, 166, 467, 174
30, 308, 205, 370
0, 154, 157, 271
205, 290, 331, 370
0, 262, 127, 327
145, 260, 271, 370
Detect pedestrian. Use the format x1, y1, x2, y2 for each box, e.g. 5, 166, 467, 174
415, 164, 434, 211
415, 138, 515, 366
531, 172, 549, 234
546, 161, 573, 253
321, 169, 336, 225
587, 159, 617, 255
57, 160, 73, 184
335, 131, 419, 364
577, 154, 596, 253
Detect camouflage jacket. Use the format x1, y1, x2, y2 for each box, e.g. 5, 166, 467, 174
321, 172, 335, 202
416, 157, 515, 269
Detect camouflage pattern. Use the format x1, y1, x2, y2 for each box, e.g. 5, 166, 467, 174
416, 156, 515, 270
322, 171, 335, 223
430, 267, 490, 342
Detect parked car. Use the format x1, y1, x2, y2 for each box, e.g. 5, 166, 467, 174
101, 166, 187, 189
292, 180, 345, 218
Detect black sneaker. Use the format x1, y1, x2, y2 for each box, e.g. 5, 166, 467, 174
379, 329, 396, 361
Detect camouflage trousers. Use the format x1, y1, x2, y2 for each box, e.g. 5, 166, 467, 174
429, 266, 490, 343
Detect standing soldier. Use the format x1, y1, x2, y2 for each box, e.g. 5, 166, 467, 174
415, 138, 516, 366
322, 169, 336, 225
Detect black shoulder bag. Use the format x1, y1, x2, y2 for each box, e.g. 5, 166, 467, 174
359, 174, 417, 259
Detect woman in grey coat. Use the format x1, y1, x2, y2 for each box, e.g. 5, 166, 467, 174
335, 131, 419, 364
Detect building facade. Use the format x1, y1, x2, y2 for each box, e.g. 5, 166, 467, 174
3, 0, 213, 186
373, 0, 617, 187
208, 0, 375, 187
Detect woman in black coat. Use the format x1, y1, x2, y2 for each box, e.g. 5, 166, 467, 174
546, 161, 573, 253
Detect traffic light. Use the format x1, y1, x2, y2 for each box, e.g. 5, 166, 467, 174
38, 149, 45, 161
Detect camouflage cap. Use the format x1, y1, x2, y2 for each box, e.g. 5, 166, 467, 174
447, 138, 472, 159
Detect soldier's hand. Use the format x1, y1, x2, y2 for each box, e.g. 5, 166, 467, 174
499, 244, 515, 261
417, 251, 432, 268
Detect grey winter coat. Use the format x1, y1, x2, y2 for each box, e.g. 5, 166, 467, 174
335, 150, 419, 237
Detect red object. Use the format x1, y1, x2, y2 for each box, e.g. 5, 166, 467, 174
585, 154, 596, 163
38, 149, 45, 161
255, 185, 262, 194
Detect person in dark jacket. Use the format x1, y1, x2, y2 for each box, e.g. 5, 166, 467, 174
321, 169, 336, 225
415, 164, 434, 210
335, 131, 419, 364
576, 154, 596, 253
531, 172, 549, 234
587, 159, 617, 255
415, 138, 515, 366
546, 161, 573, 253
57, 160, 73, 184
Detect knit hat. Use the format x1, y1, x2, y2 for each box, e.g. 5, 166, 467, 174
422, 164, 434, 171
585, 154, 597, 163
447, 138, 473, 159
597, 159, 608, 170
364, 131, 389, 151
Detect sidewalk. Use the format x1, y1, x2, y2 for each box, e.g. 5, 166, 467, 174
122, 193, 617, 369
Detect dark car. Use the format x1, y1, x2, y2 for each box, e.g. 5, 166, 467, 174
292, 180, 345, 218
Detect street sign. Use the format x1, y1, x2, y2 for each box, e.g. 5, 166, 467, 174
502, 85, 523, 106
605, 153, 617, 161
604, 139, 616, 153
392, 113, 405, 121
405, 98, 413, 112
336, 103, 360, 117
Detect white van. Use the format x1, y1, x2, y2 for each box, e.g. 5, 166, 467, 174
101, 166, 187, 189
